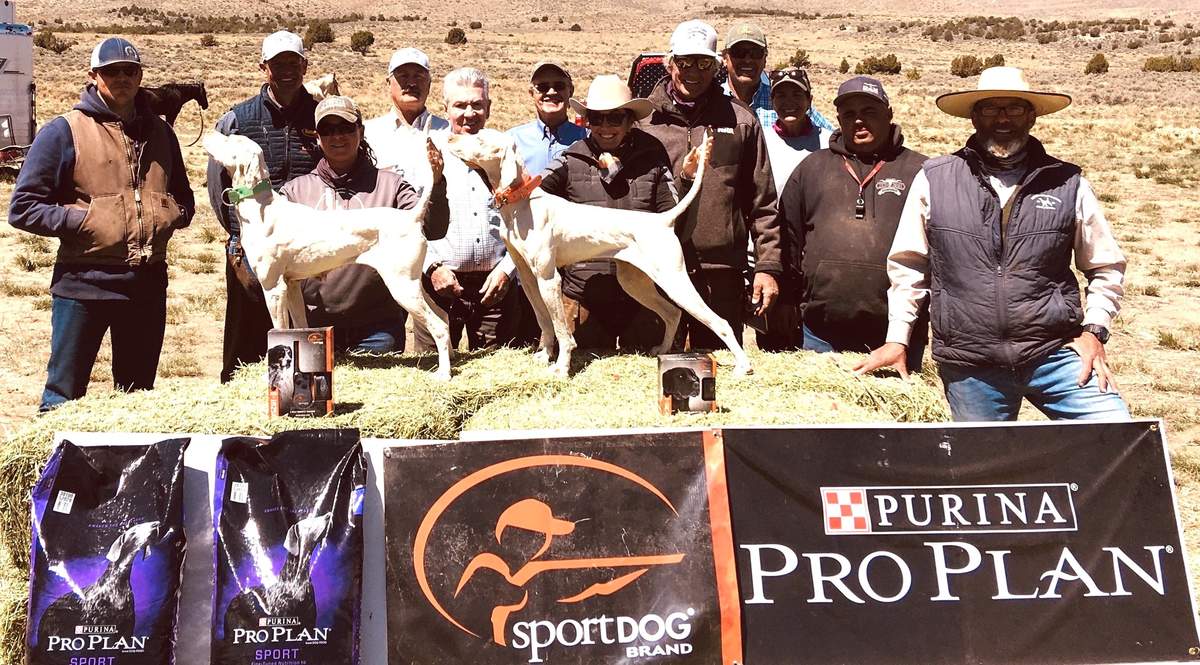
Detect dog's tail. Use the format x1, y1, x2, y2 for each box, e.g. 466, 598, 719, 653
657, 127, 712, 228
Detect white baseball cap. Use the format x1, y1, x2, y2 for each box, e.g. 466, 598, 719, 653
388, 47, 430, 74
261, 31, 306, 63
669, 20, 719, 58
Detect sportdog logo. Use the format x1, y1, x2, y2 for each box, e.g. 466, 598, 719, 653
821, 484, 1078, 535
1031, 194, 1062, 210
413, 455, 696, 663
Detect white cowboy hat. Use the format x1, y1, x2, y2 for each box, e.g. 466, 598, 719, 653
569, 74, 654, 120
936, 66, 1071, 118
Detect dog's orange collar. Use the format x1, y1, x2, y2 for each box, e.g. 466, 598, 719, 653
493, 174, 542, 208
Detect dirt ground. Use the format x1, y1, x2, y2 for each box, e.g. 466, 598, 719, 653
1, 4, 1199, 446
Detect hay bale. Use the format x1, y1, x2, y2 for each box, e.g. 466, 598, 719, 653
0, 347, 949, 662
464, 350, 949, 431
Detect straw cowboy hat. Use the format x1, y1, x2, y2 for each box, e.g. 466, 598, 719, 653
569, 74, 654, 120
936, 66, 1071, 118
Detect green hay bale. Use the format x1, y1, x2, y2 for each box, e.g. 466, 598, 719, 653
0, 562, 26, 665
463, 350, 949, 431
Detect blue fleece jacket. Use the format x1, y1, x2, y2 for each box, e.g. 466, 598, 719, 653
8, 85, 195, 299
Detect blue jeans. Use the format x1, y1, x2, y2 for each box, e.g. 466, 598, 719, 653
802, 324, 925, 373
41, 294, 166, 412
938, 347, 1131, 422
339, 316, 407, 353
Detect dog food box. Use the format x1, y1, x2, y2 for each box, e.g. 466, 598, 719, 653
267, 327, 334, 418
657, 352, 718, 415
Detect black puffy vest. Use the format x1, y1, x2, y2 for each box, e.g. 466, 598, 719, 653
231, 85, 320, 190
923, 138, 1083, 368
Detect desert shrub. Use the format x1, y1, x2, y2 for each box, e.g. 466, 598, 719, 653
1085, 52, 1110, 74
569, 23, 582, 31
350, 30, 374, 55
303, 20, 334, 48
530, 16, 539, 23
855, 53, 901, 75
906, 67, 921, 80
198, 33, 217, 47
1128, 38, 1143, 49
469, 20, 482, 29
445, 27, 467, 44
984, 53, 1005, 67
779, 48, 811, 68
839, 58, 850, 74
950, 54, 983, 77
32, 29, 73, 54
1142, 55, 1199, 71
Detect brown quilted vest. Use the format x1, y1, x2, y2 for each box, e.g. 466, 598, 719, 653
58, 110, 184, 266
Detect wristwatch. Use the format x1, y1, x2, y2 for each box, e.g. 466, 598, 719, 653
1081, 324, 1110, 344
425, 261, 444, 280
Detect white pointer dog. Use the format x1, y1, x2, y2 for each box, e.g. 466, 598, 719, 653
204, 131, 453, 380
444, 128, 753, 377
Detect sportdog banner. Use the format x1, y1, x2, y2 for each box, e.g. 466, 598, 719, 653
724, 421, 1200, 664
384, 430, 741, 664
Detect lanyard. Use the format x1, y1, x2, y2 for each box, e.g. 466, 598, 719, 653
842, 157, 886, 219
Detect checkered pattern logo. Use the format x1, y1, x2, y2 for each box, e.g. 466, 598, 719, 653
822, 487, 871, 534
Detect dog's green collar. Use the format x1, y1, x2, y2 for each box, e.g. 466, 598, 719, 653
225, 180, 271, 205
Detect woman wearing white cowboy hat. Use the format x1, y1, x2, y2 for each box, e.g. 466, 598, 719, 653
538, 74, 706, 351
855, 66, 1130, 424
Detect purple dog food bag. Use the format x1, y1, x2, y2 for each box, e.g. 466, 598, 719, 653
211, 429, 365, 665
27, 437, 189, 665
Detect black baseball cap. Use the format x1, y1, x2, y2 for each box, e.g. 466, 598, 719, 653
834, 76, 890, 107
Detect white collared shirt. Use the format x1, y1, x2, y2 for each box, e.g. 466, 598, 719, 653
363, 108, 450, 187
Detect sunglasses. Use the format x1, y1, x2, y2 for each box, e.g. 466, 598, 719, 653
727, 45, 766, 60
533, 80, 569, 94
97, 63, 141, 78
976, 103, 1032, 118
769, 68, 810, 89
587, 111, 630, 127
672, 55, 716, 71
317, 121, 359, 137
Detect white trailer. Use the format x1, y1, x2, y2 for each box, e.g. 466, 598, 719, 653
0, 0, 36, 155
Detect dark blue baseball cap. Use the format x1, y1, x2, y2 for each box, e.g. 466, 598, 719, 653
834, 76, 889, 107
90, 37, 142, 70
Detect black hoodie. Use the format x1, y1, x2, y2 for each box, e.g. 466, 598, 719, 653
777, 124, 929, 353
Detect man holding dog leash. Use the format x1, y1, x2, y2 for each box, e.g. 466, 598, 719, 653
207, 31, 321, 383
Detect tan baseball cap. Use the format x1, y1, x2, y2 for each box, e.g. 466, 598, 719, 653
315, 95, 362, 125
725, 22, 767, 49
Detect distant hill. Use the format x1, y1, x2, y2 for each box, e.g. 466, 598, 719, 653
11, 0, 1200, 24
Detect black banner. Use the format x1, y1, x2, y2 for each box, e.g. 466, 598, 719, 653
724, 422, 1200, 664
383, 431, 741, 664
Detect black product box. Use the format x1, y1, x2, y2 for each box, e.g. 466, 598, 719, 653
657, 352, 718, 415
266, 327, 334, 417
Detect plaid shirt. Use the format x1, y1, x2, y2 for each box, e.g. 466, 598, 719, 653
423, 134, 515, 277
722, 74, 835, 132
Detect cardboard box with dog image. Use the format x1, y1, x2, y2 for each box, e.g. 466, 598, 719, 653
267, 327, 334, 417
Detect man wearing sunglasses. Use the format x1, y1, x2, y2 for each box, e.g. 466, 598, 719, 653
855, 67, 1129, 423
9, 37, 195, 411
508, 62, 587, 176
642, 19, 783, 351
719, 23, 834, 134
206, 30, 322, 382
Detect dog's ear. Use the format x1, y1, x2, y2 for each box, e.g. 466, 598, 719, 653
498, 135, 525, 190
202, 132, 227, 164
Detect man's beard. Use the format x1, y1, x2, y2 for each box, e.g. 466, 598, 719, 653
983, 133, 1029, 159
